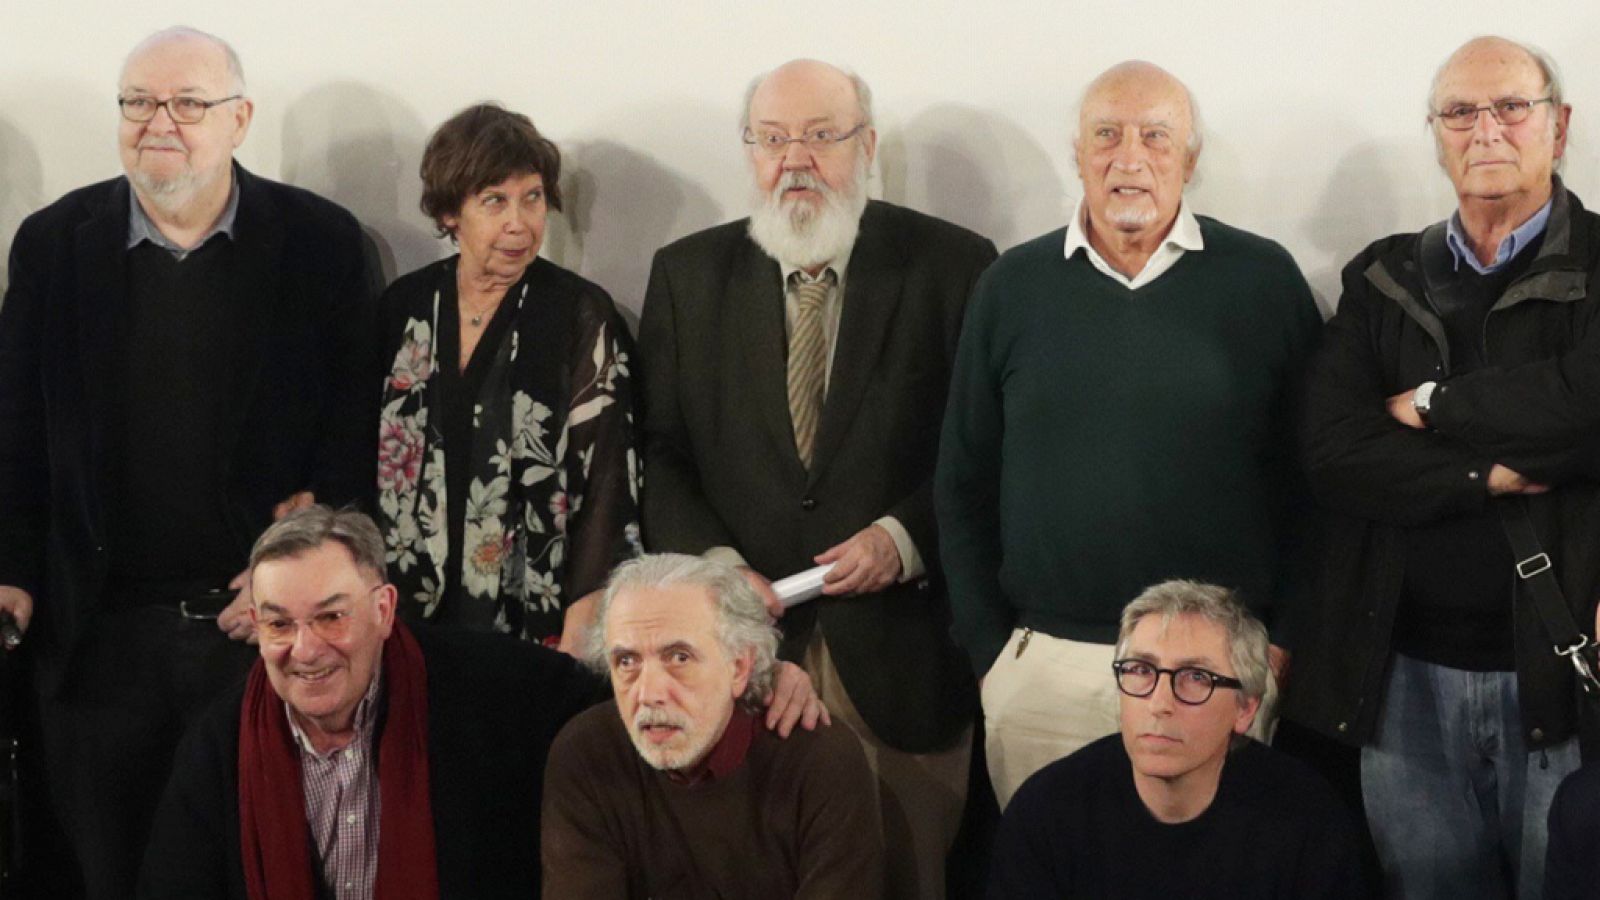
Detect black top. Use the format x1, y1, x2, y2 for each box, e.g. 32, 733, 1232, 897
988, 735, 1370, 899
1545, 761, 1600, 900
110, 238, 249, 592
434, 279, 519, 630
1394, 236, 1542, 671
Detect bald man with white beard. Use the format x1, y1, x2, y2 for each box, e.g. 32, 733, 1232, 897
638, 59, 996, 900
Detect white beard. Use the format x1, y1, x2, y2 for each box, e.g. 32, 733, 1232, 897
747, 160, 868, 271
629, 707, 717, 772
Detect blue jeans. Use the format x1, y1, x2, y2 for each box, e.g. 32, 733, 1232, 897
1361, 654, 1580, 899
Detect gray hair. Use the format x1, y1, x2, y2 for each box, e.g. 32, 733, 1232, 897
588, 553, 780, 708
1428, 37, 1566, 171
1114, 580, 1270, 706
123, 26, 247, 96
249, 505, 387, 584
739, 63, 875, 134
1070, 64, 1205, 165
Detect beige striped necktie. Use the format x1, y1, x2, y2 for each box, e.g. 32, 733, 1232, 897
786, 271, 835, 469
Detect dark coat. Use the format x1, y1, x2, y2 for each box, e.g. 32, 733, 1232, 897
137, 626, 601, 900
638, 200, 996, 753
1286, 182, 1600, 749
0, 167, 378, 694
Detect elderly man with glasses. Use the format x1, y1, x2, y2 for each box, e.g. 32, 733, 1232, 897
638, 58, 997, 899
0, 26, 379, 897
989, 581, 1368, 899
1284, 35, 1600, 899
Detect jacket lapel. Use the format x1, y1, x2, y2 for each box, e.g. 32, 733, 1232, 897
217, 166, 286, 471
729, 237, 808, 481
810, 202, 903, 485
73, 179, 134, 504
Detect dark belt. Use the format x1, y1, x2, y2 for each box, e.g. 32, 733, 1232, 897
115, 581, 237, 620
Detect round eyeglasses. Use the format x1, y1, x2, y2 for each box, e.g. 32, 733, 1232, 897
118, 94, 242, 125
1112, 659, 1244, 706
1431, 97, 1553, 132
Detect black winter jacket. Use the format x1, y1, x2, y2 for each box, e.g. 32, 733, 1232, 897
1286, 181, 1600, 750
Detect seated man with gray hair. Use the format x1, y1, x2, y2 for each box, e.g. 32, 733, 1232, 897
988, 581, 1368, 899
139, 511, 826, 899
542, 553, 885, 899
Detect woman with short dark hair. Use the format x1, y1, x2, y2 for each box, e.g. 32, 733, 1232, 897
376, 103, 638, 650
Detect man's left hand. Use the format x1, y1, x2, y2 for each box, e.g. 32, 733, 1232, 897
764, 661, 830, 737
1386, 389, 1425, 429
816, 524, 902, 596
218, 491, 317, 644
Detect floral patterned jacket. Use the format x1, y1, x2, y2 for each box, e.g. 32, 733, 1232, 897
377, 256, 640, 642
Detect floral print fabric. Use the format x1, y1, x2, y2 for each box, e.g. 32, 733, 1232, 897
377, 259, 641, 643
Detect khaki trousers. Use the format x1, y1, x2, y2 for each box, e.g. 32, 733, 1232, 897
804, 630, 972, 900
981, 627, 1278, 810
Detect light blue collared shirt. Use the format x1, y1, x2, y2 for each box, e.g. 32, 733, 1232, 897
125, 175, 240, 261
1445, 197, 1552, 275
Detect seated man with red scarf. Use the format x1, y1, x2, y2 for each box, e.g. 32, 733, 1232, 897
137, 506, 825, 900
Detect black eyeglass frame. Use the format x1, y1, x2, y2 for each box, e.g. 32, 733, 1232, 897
117, 94, 243, 125
1430, 96, 1554, 132
1111, 659, 1245, 706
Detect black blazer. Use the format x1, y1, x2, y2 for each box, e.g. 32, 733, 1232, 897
0, 166, 377, 694
639, 200, 996, 752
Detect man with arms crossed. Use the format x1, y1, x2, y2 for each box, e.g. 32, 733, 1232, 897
1286, 36, 1600, 898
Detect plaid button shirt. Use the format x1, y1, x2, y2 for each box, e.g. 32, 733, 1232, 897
286, 663, 384, 900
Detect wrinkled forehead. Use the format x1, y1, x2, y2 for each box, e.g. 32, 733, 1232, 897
119, 35, 230, 94
1079, 79, 1191, 136
1434, 45, 1547, 106
749, 72, 858, 128
604, 586, 720, 653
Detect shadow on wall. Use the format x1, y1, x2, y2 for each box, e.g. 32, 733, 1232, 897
1302, 140, 1420, 316
551, 140, 721, 323
280, 81, 443, 285
880, 104, 1065, 252
0, 116, 44, 294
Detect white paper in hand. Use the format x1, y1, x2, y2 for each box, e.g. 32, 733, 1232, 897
772, 563, 836, 608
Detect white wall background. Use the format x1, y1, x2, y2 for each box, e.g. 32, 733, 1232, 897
2, 0, 1598, 318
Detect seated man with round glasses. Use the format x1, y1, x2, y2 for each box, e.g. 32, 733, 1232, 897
987, 581, 1370, 899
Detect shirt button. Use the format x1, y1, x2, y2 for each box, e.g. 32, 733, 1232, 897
1532, 728, 1545, 742
1468, 470, 1481, 481
1336, 722, 1348, 733
346, 814, 357, 824
800, 497, 817, 512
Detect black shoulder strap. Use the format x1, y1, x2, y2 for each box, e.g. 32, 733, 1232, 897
1497, 497, 1600, 695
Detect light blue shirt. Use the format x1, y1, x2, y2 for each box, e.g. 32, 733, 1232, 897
1445, 197, 1552, 274
125, 175, 240, 261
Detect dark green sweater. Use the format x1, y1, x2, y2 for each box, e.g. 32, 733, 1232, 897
935, 219, 1321, 674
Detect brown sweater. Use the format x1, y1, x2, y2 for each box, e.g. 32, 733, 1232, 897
541, 700, 885, 899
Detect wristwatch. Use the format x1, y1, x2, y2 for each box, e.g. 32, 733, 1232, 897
1412, 381, 1437, 426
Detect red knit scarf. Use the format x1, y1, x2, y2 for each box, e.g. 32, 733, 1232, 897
237, 620, 440, 900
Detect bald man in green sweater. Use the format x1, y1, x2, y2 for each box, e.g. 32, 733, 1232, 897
935, 61, 1321, 809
